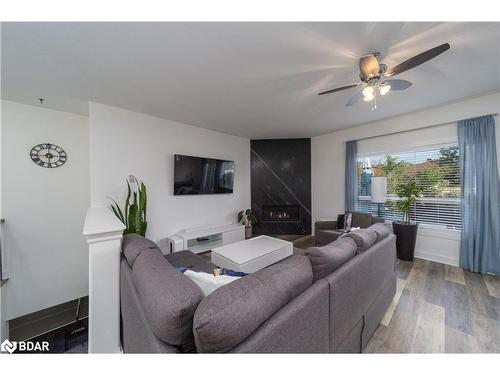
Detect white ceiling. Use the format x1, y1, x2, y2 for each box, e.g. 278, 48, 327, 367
2, 22, 499, 138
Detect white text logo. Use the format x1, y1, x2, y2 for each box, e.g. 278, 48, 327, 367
1, 339, 17, 354
1, 339, 49, 353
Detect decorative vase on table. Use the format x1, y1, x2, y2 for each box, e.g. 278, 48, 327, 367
245, 225, 253, 240
238, 209, 258, 240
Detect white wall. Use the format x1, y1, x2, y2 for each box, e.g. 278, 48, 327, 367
1, 100, 90, 320
89, 103, 250, 244
312, 92, 500, 266
0, 31, 6, 337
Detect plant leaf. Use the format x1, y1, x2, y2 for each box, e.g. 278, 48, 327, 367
132, 192, 141, 233
128, 195, 137, 234
110, 201, 125, 224
108, 197, 125, 223
124, 180, 132, 227
139, 181, 147, 225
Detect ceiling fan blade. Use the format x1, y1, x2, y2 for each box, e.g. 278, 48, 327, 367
386, 43, 450, 77
383, 79, 412, 90
346, 90, 363, 107
318, 83, 359, 96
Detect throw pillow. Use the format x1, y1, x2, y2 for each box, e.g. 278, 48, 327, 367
336, 214, 345, 230
305, 236, 357, 281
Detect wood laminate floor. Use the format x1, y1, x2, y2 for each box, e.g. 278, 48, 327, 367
363, 258, 500, 353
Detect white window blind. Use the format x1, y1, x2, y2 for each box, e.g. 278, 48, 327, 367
357, 144, 461, 230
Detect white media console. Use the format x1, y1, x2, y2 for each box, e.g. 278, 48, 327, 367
165, 223, 245, 254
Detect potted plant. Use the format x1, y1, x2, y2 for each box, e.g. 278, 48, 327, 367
238, 209, 258, 239
392, 180, 421, 261
109, 177, 148, 236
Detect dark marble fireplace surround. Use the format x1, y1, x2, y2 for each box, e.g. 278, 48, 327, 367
251, 138, 311, 235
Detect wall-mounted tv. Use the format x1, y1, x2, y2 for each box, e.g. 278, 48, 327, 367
174, 154, 235, 195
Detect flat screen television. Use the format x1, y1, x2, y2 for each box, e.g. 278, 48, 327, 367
174, 154, 235, 195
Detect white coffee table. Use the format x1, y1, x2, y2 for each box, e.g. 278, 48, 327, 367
211, 235, 293, 273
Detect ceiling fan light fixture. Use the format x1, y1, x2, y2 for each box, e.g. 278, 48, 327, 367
362, 86, 374, 97
359, 55, 380, 77
379, 84, 391, 96
363, 94, 375, 102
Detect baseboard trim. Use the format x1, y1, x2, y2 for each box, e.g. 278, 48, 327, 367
414, 251, 459, 267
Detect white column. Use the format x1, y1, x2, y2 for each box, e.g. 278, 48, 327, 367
83, 207, 125, 353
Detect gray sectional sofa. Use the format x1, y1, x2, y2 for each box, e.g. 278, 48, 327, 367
120, 225, 396, 353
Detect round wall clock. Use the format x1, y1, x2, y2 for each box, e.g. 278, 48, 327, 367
30, 143, 67, 168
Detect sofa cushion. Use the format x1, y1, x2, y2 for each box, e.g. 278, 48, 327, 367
193, 255, 313, 353
369, 223, 391, 242
122, 234, 161, 267
305, 237, 357, 282
344, 228, 377, 253
132, 248, 204, 350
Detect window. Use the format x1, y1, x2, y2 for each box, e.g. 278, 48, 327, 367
357, 144, 461, 230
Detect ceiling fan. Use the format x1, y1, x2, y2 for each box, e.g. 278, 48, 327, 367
318, 43, 450, 109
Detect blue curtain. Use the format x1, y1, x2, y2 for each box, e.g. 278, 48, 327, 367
345, 140, 358, 211
458, 115, 500, 274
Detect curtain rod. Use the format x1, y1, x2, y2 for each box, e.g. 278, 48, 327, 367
347, 112, 499, 143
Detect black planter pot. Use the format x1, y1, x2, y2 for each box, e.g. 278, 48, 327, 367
392, 222, 418, 261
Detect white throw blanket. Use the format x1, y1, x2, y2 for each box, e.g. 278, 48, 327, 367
183, 270, 241, 296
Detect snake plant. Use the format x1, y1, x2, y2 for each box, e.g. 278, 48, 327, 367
109, 177, 148, 236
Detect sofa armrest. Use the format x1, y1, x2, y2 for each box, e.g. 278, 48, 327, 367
315, 220, 338, 231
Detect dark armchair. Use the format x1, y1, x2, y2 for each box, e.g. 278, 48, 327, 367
315, 211, 384, 246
